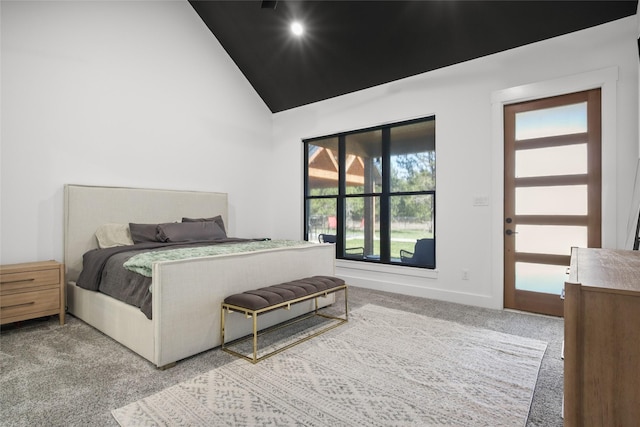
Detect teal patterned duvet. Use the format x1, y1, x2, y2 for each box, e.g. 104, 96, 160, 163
123, 239, 315, 277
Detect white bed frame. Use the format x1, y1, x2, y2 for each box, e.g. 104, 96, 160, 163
64, 184, 335, 368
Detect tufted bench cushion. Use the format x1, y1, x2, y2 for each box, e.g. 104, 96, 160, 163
223, 276, 345, 311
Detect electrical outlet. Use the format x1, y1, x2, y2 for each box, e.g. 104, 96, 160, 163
462, 269, 469, 280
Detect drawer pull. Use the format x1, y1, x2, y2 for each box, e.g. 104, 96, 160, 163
1, 301, 36, 309
1, 278, 36, 285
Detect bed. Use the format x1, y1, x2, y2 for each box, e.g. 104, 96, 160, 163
64, 184, 336, 368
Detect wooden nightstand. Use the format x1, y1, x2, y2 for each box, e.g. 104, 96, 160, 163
0, 261, 65, 325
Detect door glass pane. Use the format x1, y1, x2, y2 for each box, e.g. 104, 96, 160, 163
307, 138, 339, 196
515, 262, 568, 295
390, 120, 436, 192
516, 225, 587, 255
516, 185, 587, 215
307, 198, 336, 243
345, 196, 379, 259
345, 130, 382, 194
516, 144, 587, 178
515, 102, 587, 140
390, 194, 435, 265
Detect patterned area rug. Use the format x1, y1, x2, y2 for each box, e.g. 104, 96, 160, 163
112, 304, 547, 426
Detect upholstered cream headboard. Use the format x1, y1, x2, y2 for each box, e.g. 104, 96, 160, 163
64, 184, 228, 282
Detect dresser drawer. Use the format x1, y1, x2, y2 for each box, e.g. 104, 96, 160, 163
0, 288, 60, 322
0, 268, 60, 294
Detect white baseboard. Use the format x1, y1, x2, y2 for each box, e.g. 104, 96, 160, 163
336, 261, 499, 310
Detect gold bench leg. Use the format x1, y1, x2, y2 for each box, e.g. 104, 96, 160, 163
220, 305, 226, 349
252, 311, 258, 363
344, 286, 349, 321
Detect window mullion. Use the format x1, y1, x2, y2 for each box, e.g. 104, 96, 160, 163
380, 128, 391, 262
303, 142, 310, 240
337, 135, 346, 257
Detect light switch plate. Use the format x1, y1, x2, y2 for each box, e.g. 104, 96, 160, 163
473, 195, 489, 206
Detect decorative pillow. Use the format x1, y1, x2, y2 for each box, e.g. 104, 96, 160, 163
157, 221, 226, 242
95, 223, 134, 248
181, 215, 227, 235
129, 223, 167, 244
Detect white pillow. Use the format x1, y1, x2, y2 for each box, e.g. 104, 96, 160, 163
95, 223, 134, 248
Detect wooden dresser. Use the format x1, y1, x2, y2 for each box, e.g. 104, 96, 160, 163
564, 248, 640, 426
0, 260, 65, 325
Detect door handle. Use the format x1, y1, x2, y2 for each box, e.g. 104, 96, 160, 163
505, 229, 518, 236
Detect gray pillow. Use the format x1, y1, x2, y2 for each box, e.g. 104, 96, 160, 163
158, 221, 226, 242
129, 223, 165, 244
182, 215, 226, 235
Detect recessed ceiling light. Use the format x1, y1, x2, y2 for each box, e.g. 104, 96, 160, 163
290, 21, 304, 36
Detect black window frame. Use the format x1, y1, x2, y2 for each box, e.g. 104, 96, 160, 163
304, 115, 436, 268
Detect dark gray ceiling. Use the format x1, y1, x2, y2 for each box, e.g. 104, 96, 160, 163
189, 1, 637, 113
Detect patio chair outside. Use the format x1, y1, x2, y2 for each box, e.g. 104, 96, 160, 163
319, 234, 365, 258
400, 238, 435, 268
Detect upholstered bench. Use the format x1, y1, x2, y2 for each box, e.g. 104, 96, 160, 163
221, 276, 348, 363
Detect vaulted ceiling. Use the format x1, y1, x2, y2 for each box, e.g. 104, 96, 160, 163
189, 1, 637, 113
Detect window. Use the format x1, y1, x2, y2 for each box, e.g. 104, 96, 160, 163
304, 116, 436, 268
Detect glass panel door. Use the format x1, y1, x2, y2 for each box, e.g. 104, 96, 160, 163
504, 89, 601, 317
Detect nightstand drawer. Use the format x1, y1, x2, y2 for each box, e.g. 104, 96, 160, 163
0, 269, 60, 294
0, 288, 60, 322
0, 261, 65, 325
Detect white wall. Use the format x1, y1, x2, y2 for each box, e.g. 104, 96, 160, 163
271, 16, 639, 310
1, 0, 273, 265
629, 8, 640, 249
